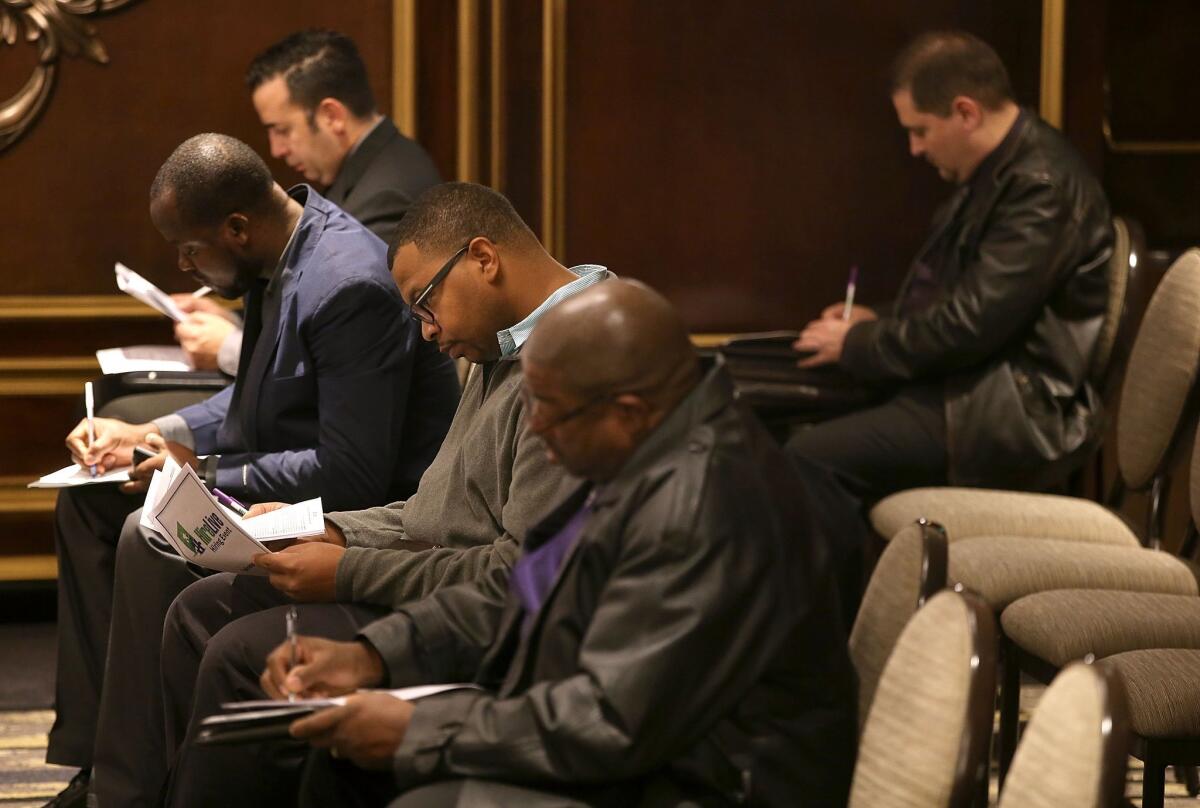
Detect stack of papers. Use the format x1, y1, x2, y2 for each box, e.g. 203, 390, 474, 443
115, 262, 186, 321
140, 458, 325, 574
95, 346, 191, 374
29, 464, 131, 489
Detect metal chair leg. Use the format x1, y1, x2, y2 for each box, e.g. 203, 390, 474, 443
1179, 763, 1200, 796
997, 638, 1020, 788
1143, 751, 1166, 808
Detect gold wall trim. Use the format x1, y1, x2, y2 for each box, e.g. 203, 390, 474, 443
0, 478, 57, 515
0, 295, 162, 320
1, 0, 144, 152
1039, 0, 1066, 128
0, 555, 57, 582
1102, 118, 1200, 154
393, 0, 418, 138
541, 0, 567, 259
489, 0, 507, 191
0, 356, 99, 396
457, 0, 481, 182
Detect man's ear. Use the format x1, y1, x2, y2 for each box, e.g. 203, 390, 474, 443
314, 97, 349, 136
471, 237, 502, 285
951, 95, 983, 130
221, 213, 251, 248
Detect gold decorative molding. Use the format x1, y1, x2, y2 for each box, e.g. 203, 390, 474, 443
489, 0, 505, 191
457, 0, 480, 182
0, 355, 99, 395
1038, 0, 1065, 129
0, 555, 57, 581
0, 294, 161, 320
392, 0, 417, 138
1, 0, 143, 152
0, 476, 57, 514
541, 0, 566, 259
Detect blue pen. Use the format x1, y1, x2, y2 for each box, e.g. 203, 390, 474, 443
212, 487, 249, 516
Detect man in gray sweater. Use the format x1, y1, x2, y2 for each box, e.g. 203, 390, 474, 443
148, 182, 612, 807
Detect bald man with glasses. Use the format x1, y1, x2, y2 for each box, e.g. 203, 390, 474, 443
105, 182, 612, 807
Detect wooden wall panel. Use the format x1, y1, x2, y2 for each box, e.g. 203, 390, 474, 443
556, 0, 1042, 331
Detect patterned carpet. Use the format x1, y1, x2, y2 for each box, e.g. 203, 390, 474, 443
0, 706, 1198, 806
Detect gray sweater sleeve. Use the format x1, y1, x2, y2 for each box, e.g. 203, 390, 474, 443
327, 501, 409, 550
333, 418, 568, 609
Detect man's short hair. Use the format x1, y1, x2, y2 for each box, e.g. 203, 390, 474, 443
245, 29, 376, 120
150, 134, 274, 227
387, 182, 538, 265
890, 30, 1014, 115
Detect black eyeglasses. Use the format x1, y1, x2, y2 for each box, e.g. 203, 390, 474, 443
411, 242, 470, 325
521, 386, 614, 433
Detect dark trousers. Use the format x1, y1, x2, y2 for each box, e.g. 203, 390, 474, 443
163, 574, 389, 808
298, 750, 720, 808
785, 384, 948, 505
49, 484, 205, 807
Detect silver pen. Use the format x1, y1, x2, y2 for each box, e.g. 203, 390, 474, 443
286, 605, 298, 703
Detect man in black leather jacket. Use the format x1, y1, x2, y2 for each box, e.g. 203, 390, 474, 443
789, 30, 1112, 500
245, 279, 858, 807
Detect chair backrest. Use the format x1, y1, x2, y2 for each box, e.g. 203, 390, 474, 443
849, 520, 947, 728
998, 663, 1129, 808
1088, 216, 1136, 386
1116, 248, 1200, 491
848, 589, 996, 808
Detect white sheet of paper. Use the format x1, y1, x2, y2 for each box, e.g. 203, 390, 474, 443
96, 345, 191, 374
148, 464, 269, 575
139, 455, 183, 532
241, 498, 325, 542
218, 683, 481, 713
115, 262, 187, 322
29, 464, 131, 489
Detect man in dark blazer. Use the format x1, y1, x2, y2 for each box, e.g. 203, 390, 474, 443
46, 134, 458, 808
237, 281, 858, 807
171, 28, 441, 375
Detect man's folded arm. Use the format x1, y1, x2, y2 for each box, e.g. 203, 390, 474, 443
842, 177, 1081, 382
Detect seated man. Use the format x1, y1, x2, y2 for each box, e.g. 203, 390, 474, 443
47, 134, 459, 807
228, 280, 858, 807
160, 28, 442, 379
120, 182, 610, 807
788, 30, 1112, 502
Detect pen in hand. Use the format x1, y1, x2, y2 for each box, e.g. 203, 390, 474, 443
192, 285, 213, 299
84, 381, 97, 478
212, 487, 249, 517
286, 606, 298, 703
841, 265, 859, 321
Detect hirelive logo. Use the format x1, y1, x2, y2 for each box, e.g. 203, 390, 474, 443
175, 511, 230, 555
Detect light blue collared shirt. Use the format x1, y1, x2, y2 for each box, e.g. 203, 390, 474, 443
497, 264, 610, 358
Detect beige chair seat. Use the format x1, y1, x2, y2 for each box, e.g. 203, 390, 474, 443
1002, 590, 1200, 666
870, 488, 1139, 546
949, 535, 1200, 611
1101, 648, 1200, 738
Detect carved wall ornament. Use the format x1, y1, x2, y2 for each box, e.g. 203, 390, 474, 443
0, 0, 140, 152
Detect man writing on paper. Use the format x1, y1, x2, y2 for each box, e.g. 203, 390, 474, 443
239, 280, 857, 807
165, 29, 442, 376
157, 182, 614, 807
787, 31, 1111, 501
46, 134, 458, 808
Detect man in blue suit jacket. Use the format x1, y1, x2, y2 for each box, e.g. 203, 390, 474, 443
47, 133, 458, 808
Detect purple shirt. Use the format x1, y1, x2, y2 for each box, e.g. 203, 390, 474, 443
511, 497, 594, 636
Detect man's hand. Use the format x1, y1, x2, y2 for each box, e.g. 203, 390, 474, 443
65, 417, 158, 473
793, 318, 855, 368
172, 294, 240, 324
120, 433, 198, 494
261, 635, 385, 700
245, 502, 288, 519
289, 693, 414, 770
253, 542, 346, 601
175, 312, 237, 371
819, 302, 877, 324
